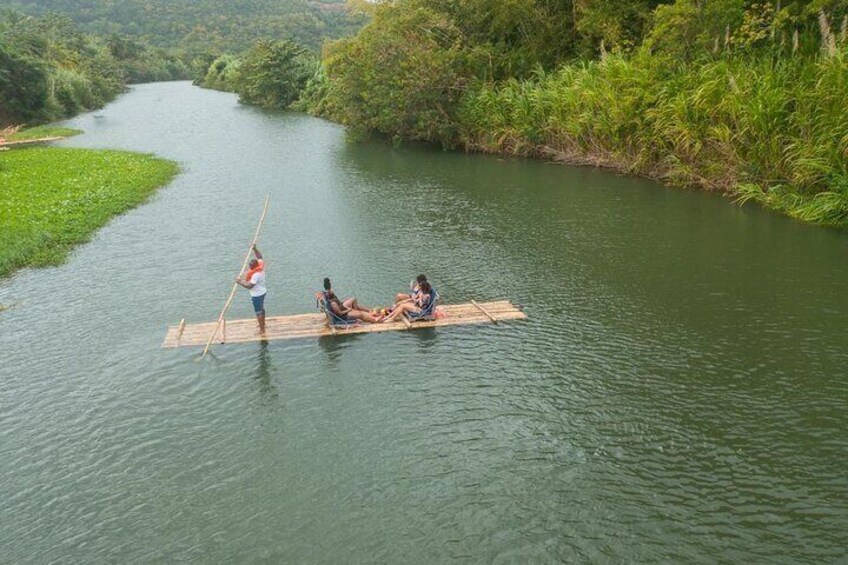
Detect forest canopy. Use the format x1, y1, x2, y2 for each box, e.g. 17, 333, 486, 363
0, 12, 189, 126
4, 0, 364, 52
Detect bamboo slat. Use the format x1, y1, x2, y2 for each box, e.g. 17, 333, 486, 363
163, 301, 526, 348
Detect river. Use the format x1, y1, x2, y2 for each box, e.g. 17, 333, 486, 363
1, 81, 846, 563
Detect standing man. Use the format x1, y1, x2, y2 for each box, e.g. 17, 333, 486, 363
237, 245, 266, 333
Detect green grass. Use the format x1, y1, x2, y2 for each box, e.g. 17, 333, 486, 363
6, 126, 83, 141
0, 147, 179, 277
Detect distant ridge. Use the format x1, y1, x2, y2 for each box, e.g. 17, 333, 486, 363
5, 0, 365, 51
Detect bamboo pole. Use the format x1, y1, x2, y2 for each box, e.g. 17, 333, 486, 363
176, 318, 186, 345
201, 194, 271, 358
471, 299, 498, 324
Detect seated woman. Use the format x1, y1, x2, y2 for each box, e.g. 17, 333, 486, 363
383, 281, 434, 323
394, 274, 427, 304
321, 278, 382, 323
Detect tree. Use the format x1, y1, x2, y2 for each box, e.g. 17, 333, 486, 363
235, 39, 314, 109
324, 4, 475, 145
574, 0, 671, 54
0, 40, 49, 125
404, 0, 580, 76
642, 0, 746, 59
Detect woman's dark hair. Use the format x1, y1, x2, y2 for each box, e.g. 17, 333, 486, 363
323, 277, 331, 291
419, 281, 432, 294
416, 274, 427, 284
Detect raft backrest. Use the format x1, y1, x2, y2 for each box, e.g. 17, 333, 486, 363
318, 294, 358, 327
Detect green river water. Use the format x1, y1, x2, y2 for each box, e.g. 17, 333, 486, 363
1, 82, 847, 563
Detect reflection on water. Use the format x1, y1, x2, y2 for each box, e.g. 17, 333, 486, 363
0, 82, 846, 564
317, 332, 364, 369
253, 340, 277, 401
409, 326, 437, 351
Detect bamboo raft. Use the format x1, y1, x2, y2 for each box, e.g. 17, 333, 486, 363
162, 300, 526, 348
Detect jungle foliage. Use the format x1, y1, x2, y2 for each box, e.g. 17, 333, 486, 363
0, 12, 189, 126
195, 39, 317, 110
308, 0, 848, 227
235, 40, 314, 109
5, 0, 364, 52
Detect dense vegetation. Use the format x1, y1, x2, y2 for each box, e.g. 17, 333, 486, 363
0, 144, 178, 277
6, 0, 846, 228
299, 0, 848, 227
1, 1, 362, 124
6, 0, 364, 52
0, 12, 188, 126
198, 39, 316, 110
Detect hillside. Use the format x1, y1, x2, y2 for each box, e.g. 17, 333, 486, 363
5, 0, 363, 51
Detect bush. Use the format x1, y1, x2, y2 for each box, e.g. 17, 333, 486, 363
234, 39, 313, 109
323, 5, 476, 145
200, 54, 241, 91
0, 42, 49, 126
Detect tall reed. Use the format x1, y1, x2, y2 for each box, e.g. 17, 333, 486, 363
458, 49, 848, 227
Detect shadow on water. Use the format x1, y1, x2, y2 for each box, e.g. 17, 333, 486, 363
319, 323, 437, 360
408, 326, 437, 351
317, 332, 363, 368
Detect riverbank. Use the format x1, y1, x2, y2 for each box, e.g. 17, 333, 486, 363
4, 126, 83, 142
0, 144, 178, 277
457, 54, 848, 229
211, 53, 848, 229
292, 1, 848, 230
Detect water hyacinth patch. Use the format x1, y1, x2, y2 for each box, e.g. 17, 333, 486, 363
0, 147, 178, 277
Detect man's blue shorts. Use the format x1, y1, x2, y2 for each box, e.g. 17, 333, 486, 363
251, 293, 266, 315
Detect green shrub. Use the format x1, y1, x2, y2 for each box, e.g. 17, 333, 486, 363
234, 39, 313, 109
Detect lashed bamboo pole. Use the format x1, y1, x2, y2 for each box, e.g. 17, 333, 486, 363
176, 319, 186, 345
471, 299, 498, 324
201, 194, 271, 358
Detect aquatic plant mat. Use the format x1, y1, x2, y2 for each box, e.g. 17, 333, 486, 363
162, 301, 526, 348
